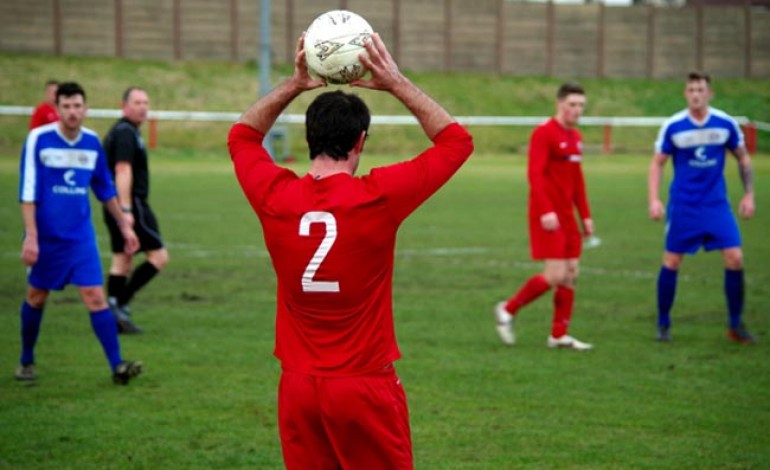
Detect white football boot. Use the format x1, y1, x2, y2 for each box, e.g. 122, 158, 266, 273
547, 334, 593, 351
494, 302, 515, 345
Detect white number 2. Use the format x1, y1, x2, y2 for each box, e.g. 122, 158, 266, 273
299, 211, 340, 293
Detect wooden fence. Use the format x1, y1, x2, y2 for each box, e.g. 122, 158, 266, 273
1, 0, 768, 78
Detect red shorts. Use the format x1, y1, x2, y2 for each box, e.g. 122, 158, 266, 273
278, 365, 413, 470
529, 213, 582, 260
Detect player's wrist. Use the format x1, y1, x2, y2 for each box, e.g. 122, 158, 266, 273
120, 205, 132, 213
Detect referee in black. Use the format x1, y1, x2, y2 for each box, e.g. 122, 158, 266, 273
103, 87, 169, 334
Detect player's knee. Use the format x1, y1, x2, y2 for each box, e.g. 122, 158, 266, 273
149, 248, 169, 270
26, 288, 48, 309
80, 288, 107, 311
723, 250, 743, 270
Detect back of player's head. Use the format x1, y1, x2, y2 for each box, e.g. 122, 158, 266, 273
687, 71, 711, 86
56, 82, 86, 103
122, 86, 146, 103
557, 82, 584, 100
305, 91, 370, 161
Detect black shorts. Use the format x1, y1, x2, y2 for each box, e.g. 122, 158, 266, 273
104, 197, 164, 253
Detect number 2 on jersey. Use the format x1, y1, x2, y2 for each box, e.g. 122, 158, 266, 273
299, 211, 340, 293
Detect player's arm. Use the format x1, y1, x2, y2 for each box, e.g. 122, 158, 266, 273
733, 145, 755, 219
527, 128, 558, 231
238, 34, 325, 134
354, 33, 453, 139
648, 151, 668, 221
114, 161, 134, 226
20, 202, 39, 266
573, 168, 593, 237
104, 198, 139, 255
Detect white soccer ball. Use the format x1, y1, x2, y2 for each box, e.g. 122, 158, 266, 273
303, 10, 373, 85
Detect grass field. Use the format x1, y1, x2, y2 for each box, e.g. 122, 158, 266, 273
1, 151, 769, 468
1, 52, 769, 468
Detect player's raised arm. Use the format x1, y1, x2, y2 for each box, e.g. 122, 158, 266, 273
238, 34, 325, 134
352, 33, 453, 140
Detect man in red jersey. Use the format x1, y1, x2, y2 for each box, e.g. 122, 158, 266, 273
228, 33, 473, 469
494, 82, 594, 351
29, 80, 59, 129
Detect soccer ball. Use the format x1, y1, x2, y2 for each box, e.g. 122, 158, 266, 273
303, 10, 373, 85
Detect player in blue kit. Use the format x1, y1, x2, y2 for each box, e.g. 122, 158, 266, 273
648, 71, 755, 344
16, 82, 144, 384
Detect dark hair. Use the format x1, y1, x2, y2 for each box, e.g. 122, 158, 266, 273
45, 80, 59, 87
56, 81, 86, 103
557, 82, 585, 100
687, 71, 711, 86
122, 86, 146, 103
305, 91, 370, 161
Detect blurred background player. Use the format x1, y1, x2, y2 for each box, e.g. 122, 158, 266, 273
29, 79, 59, 129
16, 81, 143, 385
648, 71, 755, 344
494, 82, 594, 351
228, 33, 473, 469
102, 87, 169, 334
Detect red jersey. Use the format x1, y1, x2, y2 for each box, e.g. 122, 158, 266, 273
29, 102, 59, 129
528, 117, 590, 221
228, 122, 473, 377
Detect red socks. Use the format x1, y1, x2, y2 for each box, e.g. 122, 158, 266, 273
504, 274, 552, 314
552, 285, 574, 338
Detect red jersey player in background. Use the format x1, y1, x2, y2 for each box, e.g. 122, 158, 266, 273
494, 82, 595, 351
228, 33, 473, 469
29, 80, 59, 129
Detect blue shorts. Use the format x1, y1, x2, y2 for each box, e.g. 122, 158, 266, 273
665, 202, 741, 254
28, 239, 104, 290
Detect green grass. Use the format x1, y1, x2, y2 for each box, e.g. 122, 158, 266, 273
1, 52, 769, 468
1, 152, 769, 469
2, 52, 770, 158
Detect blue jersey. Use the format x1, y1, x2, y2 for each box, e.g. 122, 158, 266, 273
19, 122, 116, 243
654, 107, 743, 206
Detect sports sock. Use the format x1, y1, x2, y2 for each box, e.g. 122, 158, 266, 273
657, 266, 678, 329
119, 261, 159, 306
108, 274, 127, 304
504, 274, 552, 315
552, 285, 574, 338
724, 269, 744, 329
89, 308, 122, 371
20, 301, 44, 366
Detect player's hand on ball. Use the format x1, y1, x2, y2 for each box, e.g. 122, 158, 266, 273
294, 34, 326, 90
351, 33, 403, 91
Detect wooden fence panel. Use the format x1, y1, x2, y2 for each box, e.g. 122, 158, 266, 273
604, 6, 650, 78
1, 0, 768, 79
59, 0, 114, 57
501, 3, 549, 76
653, 7, 698, 78
553, 5, 600, 78
0, 0, 55, 53
123, 0, 175, 60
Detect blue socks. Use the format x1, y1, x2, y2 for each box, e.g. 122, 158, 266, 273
89, 308, 123, 371
724, 269, 744, 329
20, 301, 44, 366
657, 266, 678, 329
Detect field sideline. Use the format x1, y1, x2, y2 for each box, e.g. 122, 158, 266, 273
1, 150, 768, 468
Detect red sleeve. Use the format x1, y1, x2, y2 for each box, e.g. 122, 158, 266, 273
366, 122, 473, 223
528, 124, 554, 216
29, 105, 52, 129
227, 122, 289, 213
573, 164, 591, 219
